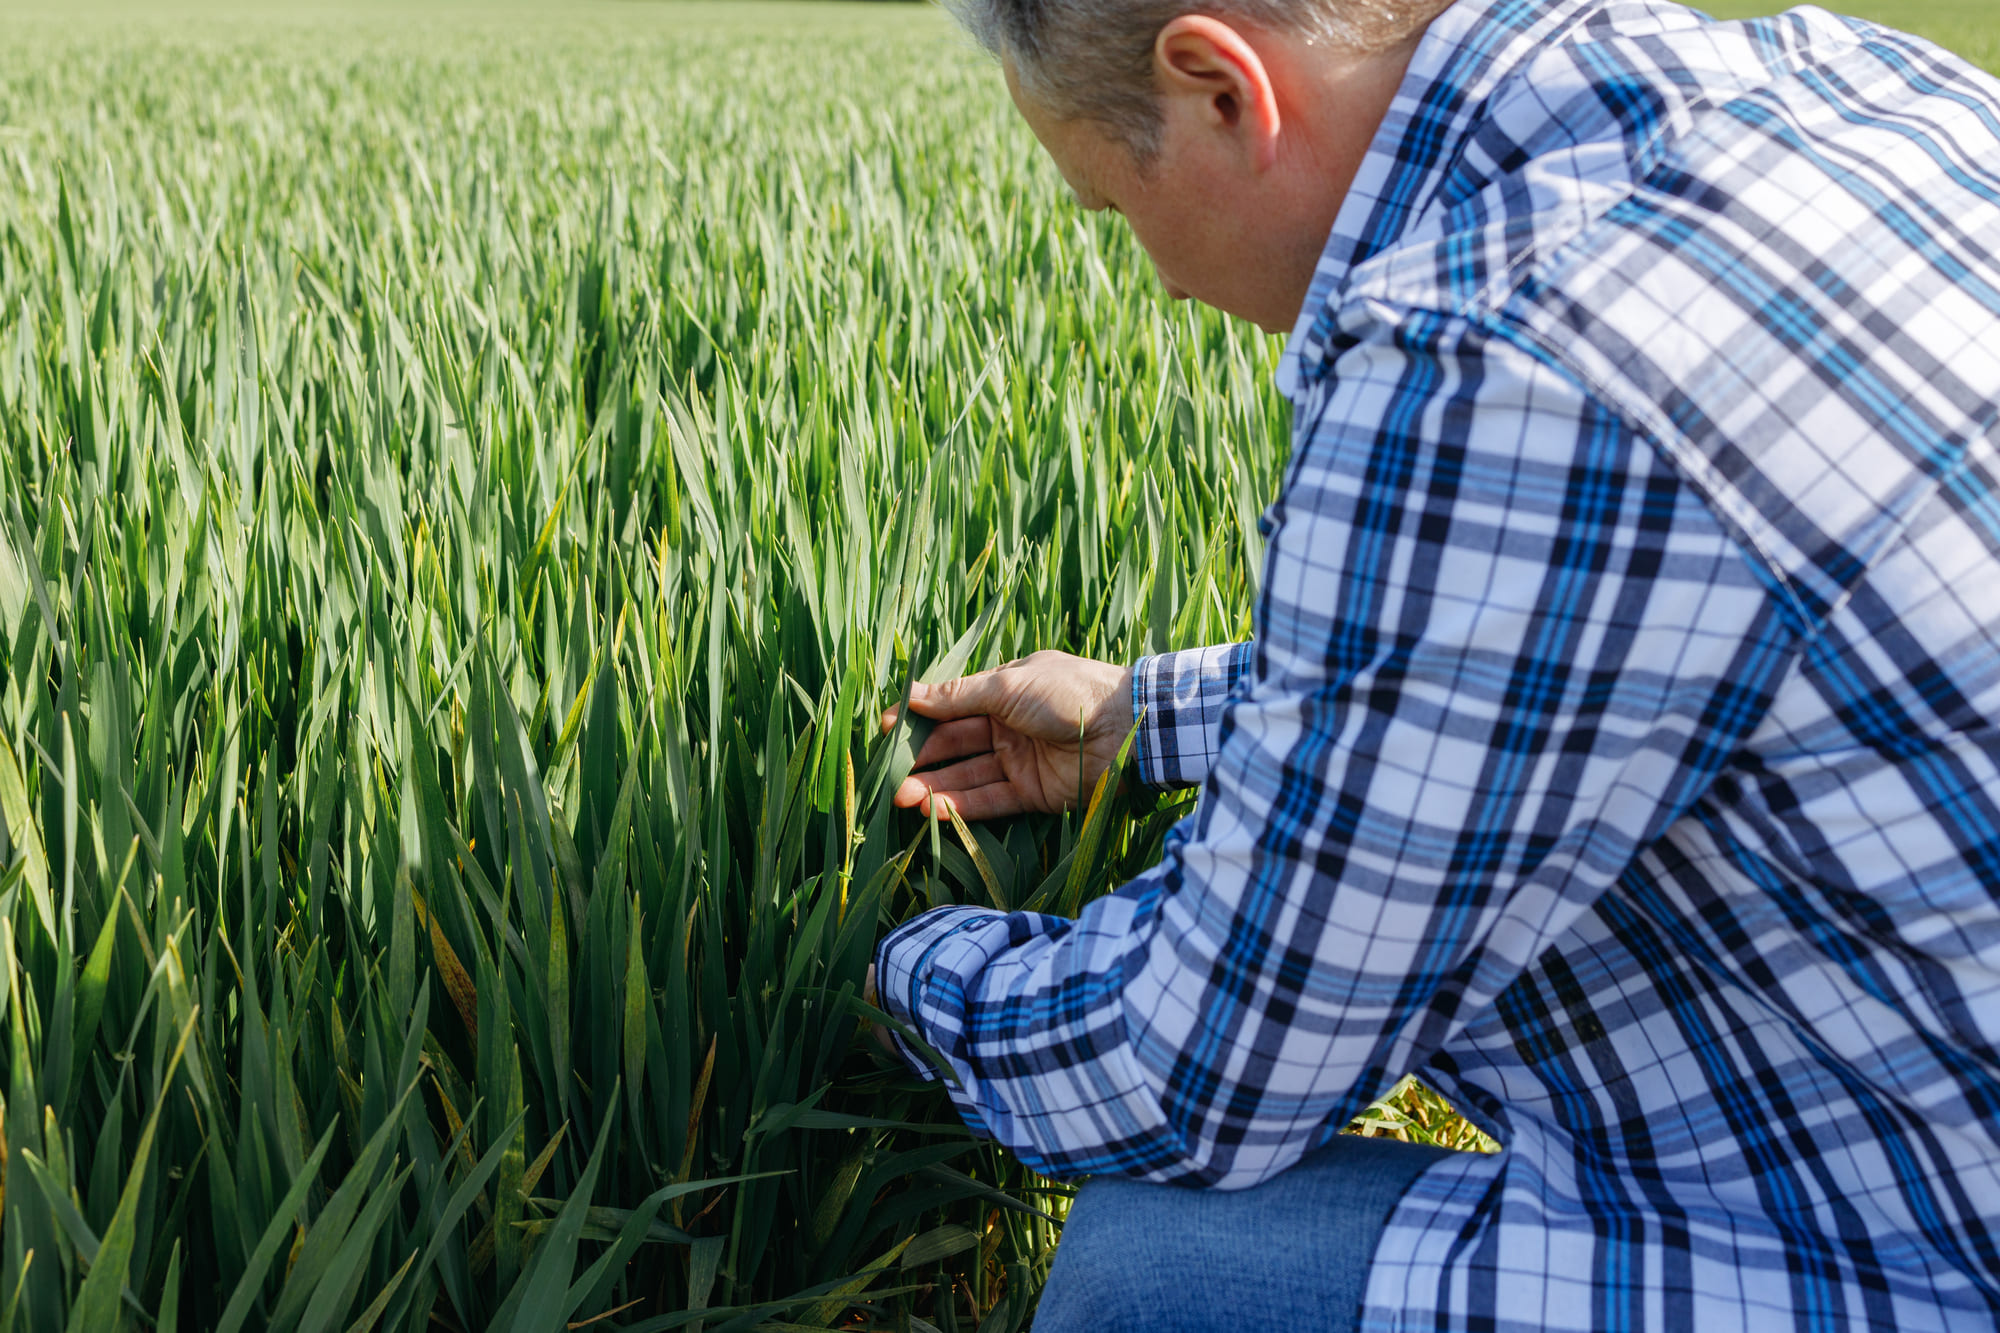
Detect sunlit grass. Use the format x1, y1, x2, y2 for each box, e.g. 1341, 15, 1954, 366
1, 0, 1987, 1327
0, 3, 1287, 1327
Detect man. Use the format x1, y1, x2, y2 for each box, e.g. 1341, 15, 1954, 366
866, 0, 2000, 1325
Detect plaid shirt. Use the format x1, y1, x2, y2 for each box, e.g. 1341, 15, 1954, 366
876, 0, 2000, 1326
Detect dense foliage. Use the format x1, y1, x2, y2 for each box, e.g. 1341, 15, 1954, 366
4, 1, 1984, 1329
0, 5, 1285, 1328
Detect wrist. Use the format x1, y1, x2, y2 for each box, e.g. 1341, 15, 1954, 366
1108, 664, 1136, 737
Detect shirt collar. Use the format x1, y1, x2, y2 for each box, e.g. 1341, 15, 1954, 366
1276, 0, 1606, 400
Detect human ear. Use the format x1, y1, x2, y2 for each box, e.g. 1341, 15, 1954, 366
1153, 15, 1282, 169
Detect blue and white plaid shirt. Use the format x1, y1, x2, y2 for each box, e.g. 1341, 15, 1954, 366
877, 0, 2000, 1326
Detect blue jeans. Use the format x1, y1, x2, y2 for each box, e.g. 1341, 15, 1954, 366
1033, 1135, 1451, 1333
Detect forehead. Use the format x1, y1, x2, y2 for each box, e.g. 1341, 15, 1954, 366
1001, 58, 1055, 135
1001, 59, 1114, 181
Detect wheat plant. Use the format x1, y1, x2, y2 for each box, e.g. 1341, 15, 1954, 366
19, 0, 1980, 1325
0, 4, 1284, 1328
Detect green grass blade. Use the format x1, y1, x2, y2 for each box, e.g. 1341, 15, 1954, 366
63, 1011, 195, 1333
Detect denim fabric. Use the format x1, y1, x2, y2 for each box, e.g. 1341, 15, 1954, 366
1033, 1135, 1452, 1333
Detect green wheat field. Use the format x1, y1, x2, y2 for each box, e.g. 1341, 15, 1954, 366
0, 1, 1988, 1329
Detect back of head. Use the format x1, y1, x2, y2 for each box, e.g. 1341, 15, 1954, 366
951, 0, 1457, 156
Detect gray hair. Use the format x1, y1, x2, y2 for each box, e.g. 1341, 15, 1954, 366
950, 0, 1452, 156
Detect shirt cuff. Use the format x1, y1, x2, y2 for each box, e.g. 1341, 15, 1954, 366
874, 905, 1005, 1086
1130, 642, 1254, 789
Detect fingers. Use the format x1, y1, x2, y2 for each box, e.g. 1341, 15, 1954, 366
906, 670, 1008, 721
912, 716, 993, 767
909, 782, 1029, 822
874, 714, 995, 774
893, 754, 1006, 808
879, 673, 1008, 734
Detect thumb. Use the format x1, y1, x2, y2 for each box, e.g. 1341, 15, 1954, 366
908, 669, 1008, 721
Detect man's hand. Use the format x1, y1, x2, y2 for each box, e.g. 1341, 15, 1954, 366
879, 650, 1134, 820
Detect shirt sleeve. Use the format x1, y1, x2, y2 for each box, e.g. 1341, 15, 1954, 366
874, 308, 1798, 1188
1131, 642, 1254, 789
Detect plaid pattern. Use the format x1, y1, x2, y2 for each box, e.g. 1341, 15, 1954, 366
1129, 641, 1253, 788
877, 1, 2000, 1326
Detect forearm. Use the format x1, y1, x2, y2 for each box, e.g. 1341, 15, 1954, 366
874, 882, 1257, 1184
